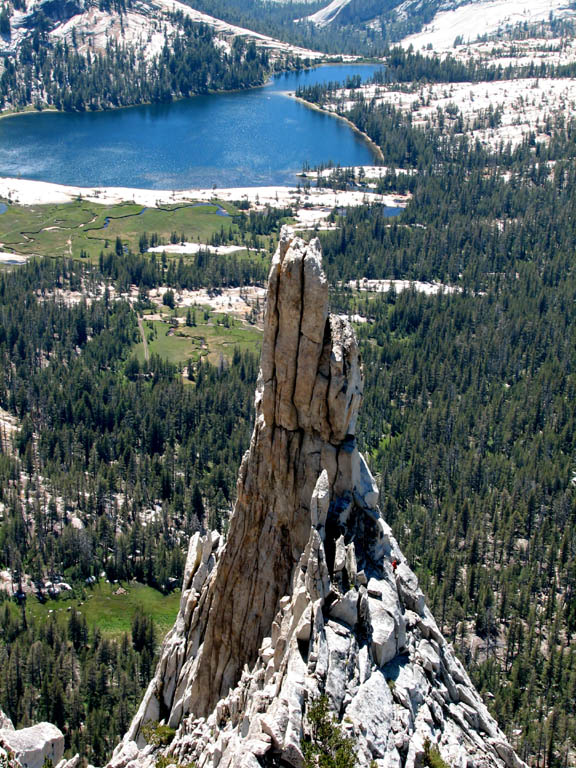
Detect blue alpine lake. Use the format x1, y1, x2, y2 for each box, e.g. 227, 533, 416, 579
0, 64, 382, 189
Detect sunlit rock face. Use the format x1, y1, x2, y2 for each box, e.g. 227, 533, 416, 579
109, 228, 526, 768
0, 719, 65, 768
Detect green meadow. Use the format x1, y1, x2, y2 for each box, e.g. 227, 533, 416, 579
135, 307, 262, 367
0, 199, 241, 261
22, 581, 181, 640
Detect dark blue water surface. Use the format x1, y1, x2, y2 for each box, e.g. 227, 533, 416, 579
0, 65, 382, 189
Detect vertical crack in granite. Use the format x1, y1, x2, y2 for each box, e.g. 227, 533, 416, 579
109, 228, 527, 768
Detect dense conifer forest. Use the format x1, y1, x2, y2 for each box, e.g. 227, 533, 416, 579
0, 601, 158, 762
301, 74, 576, 767
0, 15, 290, 111
0, 259, 259, 761
174, 0, 455, 53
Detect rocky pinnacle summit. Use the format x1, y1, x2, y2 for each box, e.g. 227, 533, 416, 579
109, 228, 526, 768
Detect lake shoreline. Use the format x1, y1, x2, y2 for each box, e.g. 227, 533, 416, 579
0, 86, 271, 123
0, 63, 385, 189
0, 176, 409, 210
0, 58, 380, 123
0, 106, 61, 122
291, 94, 385, 164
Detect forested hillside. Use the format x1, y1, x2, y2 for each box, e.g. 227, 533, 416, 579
0, 258, 259, 761
0, 16, 282, 111
298, 72, 576, 766
173, 0, 457, 52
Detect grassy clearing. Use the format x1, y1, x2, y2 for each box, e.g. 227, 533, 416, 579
22, 581, 180, 640
0, 201, 98, 257
135, 319, 198, 366
100, 202, 237, 253
134, 311, 261, 367
0, 200, 241, 260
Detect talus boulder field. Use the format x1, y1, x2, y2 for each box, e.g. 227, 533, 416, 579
109, 228, 526, 768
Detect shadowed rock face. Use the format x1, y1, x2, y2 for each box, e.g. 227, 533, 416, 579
110, 229, 527, 768
23, 0, 85, 26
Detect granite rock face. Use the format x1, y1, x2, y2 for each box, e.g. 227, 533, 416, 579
0, 721, 64, 768
109, 228, 526, 768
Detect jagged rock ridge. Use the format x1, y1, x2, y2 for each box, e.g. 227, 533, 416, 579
110, 228, 526, 768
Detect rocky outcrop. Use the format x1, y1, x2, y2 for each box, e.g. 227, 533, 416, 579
110, 228, 526, 768
22, 0, 86, 28
0, 721, 64, 768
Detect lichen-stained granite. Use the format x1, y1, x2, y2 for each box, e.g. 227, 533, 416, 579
109, 228, 527, 768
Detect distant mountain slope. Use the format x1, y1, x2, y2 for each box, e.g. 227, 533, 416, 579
402, 0, 576, 49
0, 0, 323, 112
302, 0, 458, 38
304, 0, 356, 27
302, 0, 575, 45
1, 0, 323, 60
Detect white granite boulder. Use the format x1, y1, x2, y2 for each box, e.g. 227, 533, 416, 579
0, 723, 64, 768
